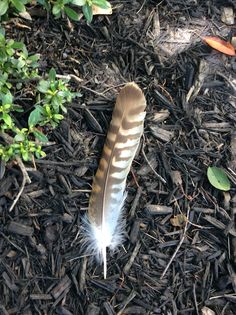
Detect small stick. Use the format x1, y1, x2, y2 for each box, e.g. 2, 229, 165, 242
16, 156, 31, 184
8, 157, 31, 212
9, 167, 26, 212
56, 74, 82, 83
160, 207, 190, 279
141, 145, 166, 184
80, 85, 111, 100
123, 241, 141, 275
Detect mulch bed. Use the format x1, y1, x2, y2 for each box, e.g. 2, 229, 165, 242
0, 0, 236, 314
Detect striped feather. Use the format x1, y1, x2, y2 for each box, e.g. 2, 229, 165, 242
84, 82, 146, 278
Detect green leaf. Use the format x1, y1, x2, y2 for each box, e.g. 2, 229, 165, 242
28, 107, 43, 127
52, 3, 62, 16
3, 103, 11, 110
0, 26, 5, 36
37, 0, 50, 10
11, 41, 24, 49
71, 0, 86, 5
22, 150, 29, 161
2, 93, 13, 105
207, 166, 230, 191
33, 130, 48, 142
37, 80, 50, 93
74, 92, 82, 97
53, 114, 64, 120
82, 3, 93, 23
17, 59, 26, 69
48, 68, 56, 81
11, 0, 26, 12
28, 54, 40, 62
0, 0, 9, 16
64, 6, 79, 21
16, 82, 22, 89
14, 133, 25, 142
92, 0, 110, 9
2, 113, 12, 126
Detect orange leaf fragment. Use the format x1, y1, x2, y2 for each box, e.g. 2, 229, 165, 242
203, 36, 235, 56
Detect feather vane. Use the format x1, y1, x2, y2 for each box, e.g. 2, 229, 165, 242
85, 82, 146, 278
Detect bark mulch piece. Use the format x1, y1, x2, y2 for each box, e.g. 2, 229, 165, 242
0, 0, 236, 314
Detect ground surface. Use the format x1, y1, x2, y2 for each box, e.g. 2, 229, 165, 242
0, 0, 236, 314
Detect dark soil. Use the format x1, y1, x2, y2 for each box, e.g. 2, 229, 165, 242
1, 1, 236, 314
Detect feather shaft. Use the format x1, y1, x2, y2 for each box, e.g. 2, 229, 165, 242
86, 82, 146, 278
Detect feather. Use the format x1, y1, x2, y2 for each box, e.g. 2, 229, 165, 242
84, 82, 146, 278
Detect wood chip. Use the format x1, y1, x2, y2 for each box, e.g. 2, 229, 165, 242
85, 304, 100, 315
146, 204, 173, 215
129, 187, 142, 218
130, 220, 140, 244
152, 109, 170, 122
2, 272, 18, 292
8, 221, 34, 236
229, 131, 236, 171
203, 215, 226, 230
84, 108, 103, 133
0, 305, 9, 315
56, 306, 74, 315
170, 170, 182, 186
201, 306, 216, 315
30, 294, 52, 300
51, 275, 71, 300
123, 242, 141, 275
202, 122, 231, 132
137, 153, 157, 176
221, 7, 235, 25
149, 125, 174, 142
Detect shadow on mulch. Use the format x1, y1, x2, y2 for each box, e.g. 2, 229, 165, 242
0, 0, 236, 314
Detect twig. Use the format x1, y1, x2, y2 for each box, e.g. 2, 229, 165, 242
9, 73, 83, 84
9, 162, 27, 212
160, 207, 190, 279
0, 132, 31, 211
193, 283, 200, 315
80, 85, 111, 100
56, 74, 83, 83
16, 156, 31, 184
141, 142, 166, 184
117, 290, 137, 315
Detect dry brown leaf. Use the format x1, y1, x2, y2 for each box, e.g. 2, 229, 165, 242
92, 4, 112, 16
170, 214, 187, 227
203, 36, 235, 56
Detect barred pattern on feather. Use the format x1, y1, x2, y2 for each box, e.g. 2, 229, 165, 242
85, 82, 146, 278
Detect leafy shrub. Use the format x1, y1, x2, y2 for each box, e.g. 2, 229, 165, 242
0, 0, 111, 23
0, 29, 81, 162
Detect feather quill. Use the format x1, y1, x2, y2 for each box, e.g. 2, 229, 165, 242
84, 82, 146, 278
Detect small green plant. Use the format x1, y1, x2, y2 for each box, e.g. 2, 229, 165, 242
0, 30, 39, 81
29, 68, 81, 129
0, 0, 111, 23
39, 0, 111, 22
0, 30, 81, 162
0, 0, 30, 19
207, 166, 231, 191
